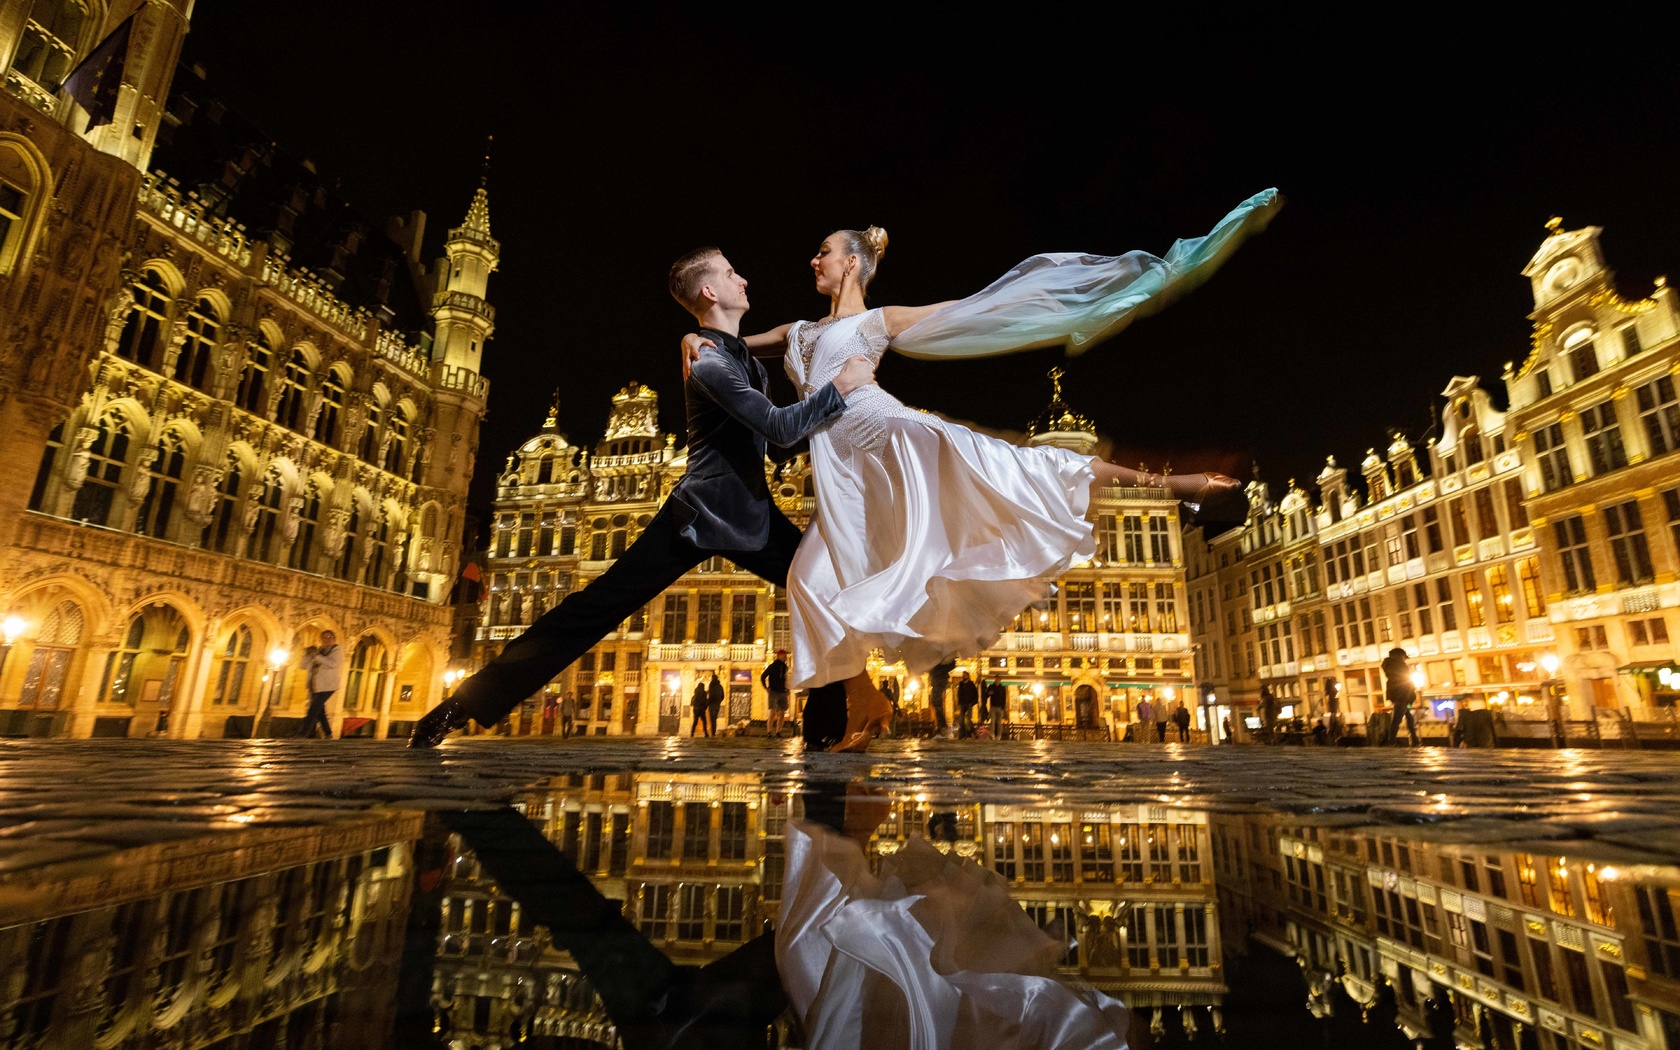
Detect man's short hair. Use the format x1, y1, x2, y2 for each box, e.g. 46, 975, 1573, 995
669, 247, 722, 313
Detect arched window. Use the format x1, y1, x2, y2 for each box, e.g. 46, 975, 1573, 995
27, 421, 63, 511
358, 401, 383, 462
365, 514, 391, 589
9, 0, 87, 106
274, 351, 309, 431
172, 297, 222, 391
313, 369, 345, 446
134, 431, 186, 539
15, 599, 82, 710
236, 332, 273, 413
117, 271, 172, 371
287, 483, 322, 572
247, 470, 284, 563
69, 414, 129, 526
589, 517, 608, 560
343, 636, 389, 714
210, 625, 254, 706
206, 456, 244, 554
536, 454, 555, 485
610, 513, 629, 559
383, 407, 410, 475
336, 505, 361, 581
0, 146, 36, 275
100, 605, 191, 707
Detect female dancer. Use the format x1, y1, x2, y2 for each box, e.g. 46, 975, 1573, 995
688, 191, 1278, 751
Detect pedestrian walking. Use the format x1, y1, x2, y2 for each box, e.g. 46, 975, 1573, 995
987, 679, 1007, 739
929, 660, 954, 735
297, 631, 343, 739
956, 671, 980, 738
691, 681, 710, 737
1172, 700, 1191, 742
1135, 696, 1153, 742
1381, 648, 1420, 746
761, 650, 791, 737
559, 693, 577, 738
706, 672, 725, 736
1153, 695, 1170, 742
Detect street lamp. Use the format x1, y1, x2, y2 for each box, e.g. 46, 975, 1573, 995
0, 615, 25, 680
1540, 652, 1565, 746
255, 646, 289, 738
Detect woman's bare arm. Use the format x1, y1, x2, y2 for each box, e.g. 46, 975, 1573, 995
881, 302, 958, 340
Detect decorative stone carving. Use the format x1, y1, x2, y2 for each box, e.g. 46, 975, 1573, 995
184, 466, 223, 526
63, 426, 99, 490
129, 445, 159, 504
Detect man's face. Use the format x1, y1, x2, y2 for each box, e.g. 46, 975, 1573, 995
320, 631, 336, 646
701, 254, 749, 312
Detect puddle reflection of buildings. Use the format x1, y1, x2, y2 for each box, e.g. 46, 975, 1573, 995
0, 812, 420, 1049
1213, 811, 1680, 1049
429, 774, 1228, 1046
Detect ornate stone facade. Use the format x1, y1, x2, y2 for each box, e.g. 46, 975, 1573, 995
1189, 219, 1680, 739
0, 5, 492, 739
478, 374, 1191, 738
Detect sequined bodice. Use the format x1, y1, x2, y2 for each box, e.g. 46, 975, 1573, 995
787, 308, 936, 463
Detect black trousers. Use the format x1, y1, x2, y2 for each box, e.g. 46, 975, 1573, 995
298, 691, 333, 738
454, 504, 806, 726
439, 807, 785, 1050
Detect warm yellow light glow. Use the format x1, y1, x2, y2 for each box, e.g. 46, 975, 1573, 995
1541, 653, 1560, 675
267, 647, 290, 668
0, 615, 25, 644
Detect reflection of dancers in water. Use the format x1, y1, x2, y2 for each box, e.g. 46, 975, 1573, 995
686, 190, 1280, 752
783, 782, 1131, 1047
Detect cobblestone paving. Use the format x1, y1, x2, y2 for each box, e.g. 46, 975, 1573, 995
3, 738, 1680, 878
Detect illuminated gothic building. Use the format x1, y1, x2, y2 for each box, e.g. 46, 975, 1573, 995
0, 7, 490, 739
478, 373, 1190, 737
1506, 220, 1680, 720
1189, 219, 1680, 734
0, 811, 421, 1048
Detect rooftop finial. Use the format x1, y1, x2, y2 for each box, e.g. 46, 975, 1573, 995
481, 134, 493, 188
1048, 366, 1065, 402
543, 389, 559, 430
1544, 215, 1563, 232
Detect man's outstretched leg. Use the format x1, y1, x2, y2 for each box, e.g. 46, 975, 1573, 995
440, 807, 786, 1050
412, 511, 698, 747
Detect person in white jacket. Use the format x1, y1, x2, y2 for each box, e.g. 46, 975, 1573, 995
298, 630, 344, 739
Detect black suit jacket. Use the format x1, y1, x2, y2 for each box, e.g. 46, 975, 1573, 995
669, 331, 844, 551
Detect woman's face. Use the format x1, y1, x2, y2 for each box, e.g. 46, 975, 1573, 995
810, 234, 855, 296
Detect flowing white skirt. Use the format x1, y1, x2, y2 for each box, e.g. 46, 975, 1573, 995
776, 820, 1130, 1049
788, 407, 1096, 690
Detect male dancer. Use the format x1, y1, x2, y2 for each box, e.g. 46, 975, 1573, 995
411, 248, 878, 747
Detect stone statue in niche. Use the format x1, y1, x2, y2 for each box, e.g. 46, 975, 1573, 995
63, 426, 98, 490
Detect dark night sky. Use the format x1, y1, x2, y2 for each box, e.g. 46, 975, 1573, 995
177, 5, 1680, 518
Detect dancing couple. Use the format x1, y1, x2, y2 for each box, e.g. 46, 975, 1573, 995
410, 189, 1280, 752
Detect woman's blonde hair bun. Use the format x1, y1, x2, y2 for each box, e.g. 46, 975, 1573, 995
863, 225, 889, 261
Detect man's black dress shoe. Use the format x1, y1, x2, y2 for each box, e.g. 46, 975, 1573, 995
407, 696, 476, 748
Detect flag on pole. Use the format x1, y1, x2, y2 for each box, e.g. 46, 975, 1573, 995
61, 10, 137, 132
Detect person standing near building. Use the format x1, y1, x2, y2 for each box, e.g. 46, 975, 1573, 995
1381, 648, 1420, 747
956, 671, 980, 738
1153, 695, 1170, 742
1172, 700, 1191, 742
761, 649, 791, 737
706, 672, 725, 736
691, 680, 711, 737
928, 660, 954, 736
987, 679, 1007, 739
1134, 695, 1153, 742
559, 692, 577, 739
297, 631, 344, 739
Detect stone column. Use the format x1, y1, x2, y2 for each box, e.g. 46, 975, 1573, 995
174, 622, 222, 740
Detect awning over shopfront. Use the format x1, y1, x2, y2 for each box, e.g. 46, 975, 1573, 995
1618, 662, 1679, 676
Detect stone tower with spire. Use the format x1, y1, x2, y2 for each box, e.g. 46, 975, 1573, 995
432, 142, 500, 375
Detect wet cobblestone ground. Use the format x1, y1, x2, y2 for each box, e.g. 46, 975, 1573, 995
3, 737, 1680, 880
